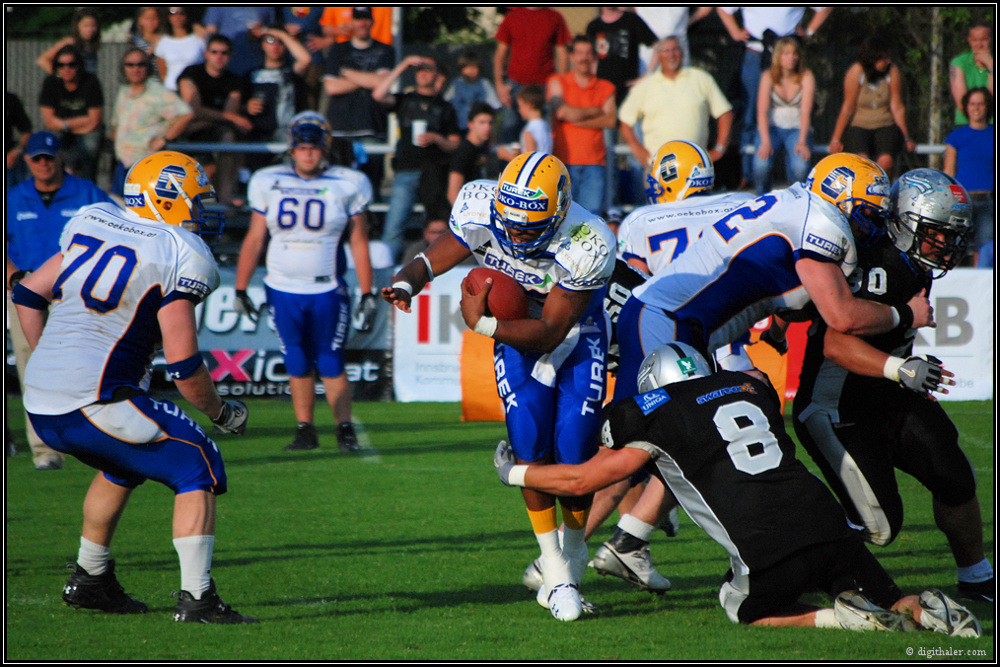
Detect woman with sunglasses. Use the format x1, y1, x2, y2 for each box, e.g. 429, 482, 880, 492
155, 7, 206, 92
38, 44, 104, 183
110, 47, 193, 196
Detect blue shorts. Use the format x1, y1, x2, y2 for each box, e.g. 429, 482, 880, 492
266, 285, 350, 378
28, 395, 228, 495
494, 294, 607, 465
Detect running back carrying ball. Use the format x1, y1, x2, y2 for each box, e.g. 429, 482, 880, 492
464, 267, 529, 320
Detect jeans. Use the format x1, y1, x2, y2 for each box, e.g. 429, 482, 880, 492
603, 128, 619, 213
752, 126, 813, 195
380, 169, 422, 261
498, 81, 524, 145
567, 164, 606, 216
739, 49, 763, 183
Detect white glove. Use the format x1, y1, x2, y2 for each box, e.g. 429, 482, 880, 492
212, 400, 249, 435
354, 292, 378, 332
494, 440, 519, 486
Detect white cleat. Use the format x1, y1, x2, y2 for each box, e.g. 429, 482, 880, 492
917, 589, 982, 638
590, 542, 671, 594
523, 558, 544, 592
834, 590, 913, 632
547, 583, 583, 622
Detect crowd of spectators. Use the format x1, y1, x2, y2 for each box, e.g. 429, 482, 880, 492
6, 7, 995, 267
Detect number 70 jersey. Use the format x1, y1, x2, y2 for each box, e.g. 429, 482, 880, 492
23, 202, 220, 416
632, 182, 857, 350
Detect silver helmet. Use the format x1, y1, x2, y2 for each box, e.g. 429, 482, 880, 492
888, 169, 973, 277
636, 342, 713, 393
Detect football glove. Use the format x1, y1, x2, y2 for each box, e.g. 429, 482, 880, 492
212, 400, 249, 435
354, 291, 378, 332
233, 289, 259, 323
897, 355, 946, 393
494, 440, 517, 486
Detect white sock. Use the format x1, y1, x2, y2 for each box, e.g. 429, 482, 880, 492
617, 513, 656, 542
957, 558, 994, 583
814, 608, 840, 628
78, 537, 110, 575
173, 535, 215, 599
535, 529, 571, 590
561, 526, 588, 585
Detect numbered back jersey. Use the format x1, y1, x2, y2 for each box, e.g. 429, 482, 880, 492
450, 179, 616, 318
23, 203, 220, 416
247, 163, 372, 294
617, 192, 753, 275
604, 371, 853, 574
633, 183, 857, 350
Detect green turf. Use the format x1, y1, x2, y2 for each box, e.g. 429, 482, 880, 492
4, 397, 994, 660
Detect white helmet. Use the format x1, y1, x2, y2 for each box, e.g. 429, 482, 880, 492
888, 169, 973, 277
636, 342, 713, 393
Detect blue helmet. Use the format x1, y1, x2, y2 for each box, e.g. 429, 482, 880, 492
289, 111, 332, 151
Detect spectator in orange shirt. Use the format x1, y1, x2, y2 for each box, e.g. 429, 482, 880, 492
547, 35, 617, 215
318, 6, 393, 48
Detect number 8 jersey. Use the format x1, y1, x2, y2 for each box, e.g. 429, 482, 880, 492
23, 202, 220, 416
247, 163, 372, 295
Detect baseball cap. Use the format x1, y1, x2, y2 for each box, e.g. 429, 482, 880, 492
352, 7, 374, 20
25, 131, 61, 158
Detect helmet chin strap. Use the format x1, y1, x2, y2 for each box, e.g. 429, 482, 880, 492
144, 194, 168, 224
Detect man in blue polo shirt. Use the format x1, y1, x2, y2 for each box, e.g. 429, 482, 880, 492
6, 131, 113, 469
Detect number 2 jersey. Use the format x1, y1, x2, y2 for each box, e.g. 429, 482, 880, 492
603, 371, 854, 575
247, 163, 372, 295
23, 203, 220, 416
632, 183, 857, 350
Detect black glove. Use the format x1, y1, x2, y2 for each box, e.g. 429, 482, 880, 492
233, 289, 259, 323
354, 291, 378, 332
212, 400, 249, 435
897, 355, 945, 393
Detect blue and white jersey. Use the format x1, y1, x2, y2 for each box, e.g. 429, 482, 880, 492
23, 203, 220, 415
633, 182, 856, 351
247, 163, 372, 295
449, 179, 616, 320
617, 192, 754, 275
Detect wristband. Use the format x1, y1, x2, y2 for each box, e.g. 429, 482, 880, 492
508, 464, 528, 487
714, 144, 726, 153
165, 352, 206, 381
474, 315, 498, 337
890, 304, 913, 330
882, 356, 905, 383
391, 281, 413, 296
415, 252, 435, 282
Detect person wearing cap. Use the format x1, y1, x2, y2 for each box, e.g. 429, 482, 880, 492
6, 131, 113, 470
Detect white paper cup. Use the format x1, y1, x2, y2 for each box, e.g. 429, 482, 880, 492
411, 120, 427, 144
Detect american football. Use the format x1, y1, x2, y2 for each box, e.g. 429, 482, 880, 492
464, 267, 529, 320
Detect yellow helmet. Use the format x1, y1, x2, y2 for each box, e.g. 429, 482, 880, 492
645, 140, 714, 204
806, 153, 891, 248
490, 152, 571, 259
124, 151, 224, 238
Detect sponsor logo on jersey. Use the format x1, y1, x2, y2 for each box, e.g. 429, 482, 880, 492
636, 388, 671, 415
482, 254, 545, 286
497, 182, 549, 212
695, 382, 756, 405
279, 186, 325, 196
805, 233, 845, 257
178, 276, 211, 297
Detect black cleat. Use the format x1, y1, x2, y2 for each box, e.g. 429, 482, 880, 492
337, 422, 360, 452
957, 577, 994, 604
284, 422, 319, 451
172, 579, 257, 624
62, 560, 148, 614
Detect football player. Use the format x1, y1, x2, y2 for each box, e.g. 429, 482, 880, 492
382, 152, 616, 621
793, 168, 994, 604
234, 111, 376, 453
495, 343, 982, 637
542, 141, 754, 596
13, 151, 254, 623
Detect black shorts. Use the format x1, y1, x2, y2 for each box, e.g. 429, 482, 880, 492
842, 124, 903, 159
721, 533, 903, 624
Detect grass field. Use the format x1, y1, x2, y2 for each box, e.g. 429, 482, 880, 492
5, 396, 994, 661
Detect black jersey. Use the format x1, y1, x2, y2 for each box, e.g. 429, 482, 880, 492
604, 371, 854, 574
795, 236, 933, 420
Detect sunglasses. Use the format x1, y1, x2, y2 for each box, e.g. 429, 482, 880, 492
124, 61, 148, 68
56, 61, 80, 69
208, 49, 230, 55
29, 155, 56, 163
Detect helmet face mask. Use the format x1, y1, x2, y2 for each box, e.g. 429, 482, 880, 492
806, 153, 891, 250
490, 152, 571, 260
888, 169, 972, 277
289, 111, 332, 152
124, 151, 224, 242
645, 140, 714, 204
636, 342, 713, 393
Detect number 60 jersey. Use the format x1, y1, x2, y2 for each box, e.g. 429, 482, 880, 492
23, 202, 220, 416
